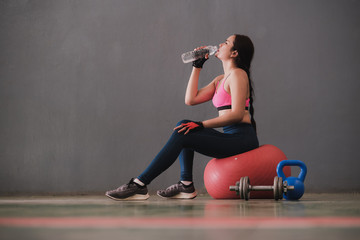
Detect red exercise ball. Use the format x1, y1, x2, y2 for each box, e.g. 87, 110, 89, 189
204, 144, 291, 199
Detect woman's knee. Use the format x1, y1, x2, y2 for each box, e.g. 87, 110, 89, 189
172, 120, 194, 139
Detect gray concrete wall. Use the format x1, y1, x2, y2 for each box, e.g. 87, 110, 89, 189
1, 0, 359, 194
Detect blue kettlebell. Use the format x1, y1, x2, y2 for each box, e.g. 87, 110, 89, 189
276, 160, 307, 200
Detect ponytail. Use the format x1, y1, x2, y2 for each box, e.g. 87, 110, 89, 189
232, 34, 257, 133
248, 74, 257, 133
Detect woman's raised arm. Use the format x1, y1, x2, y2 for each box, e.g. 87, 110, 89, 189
185, 68, 222, 106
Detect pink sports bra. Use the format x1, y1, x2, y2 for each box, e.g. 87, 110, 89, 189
212, 75, 250, 111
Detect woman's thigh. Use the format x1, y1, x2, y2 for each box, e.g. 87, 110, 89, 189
181, 128, 257, 158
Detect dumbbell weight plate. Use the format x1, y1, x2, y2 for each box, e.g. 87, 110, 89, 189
273, 176, 279, 200
239, 177, 244, 199
278, 177, 283, 200
243, 176, 250, 200
236, 181, 240, 195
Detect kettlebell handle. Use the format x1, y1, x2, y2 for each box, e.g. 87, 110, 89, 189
277, 160, 307, 182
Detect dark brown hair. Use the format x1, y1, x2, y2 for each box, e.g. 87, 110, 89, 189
232, 34, 256, 133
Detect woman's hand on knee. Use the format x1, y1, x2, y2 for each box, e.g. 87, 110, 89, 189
174, 121, 204, 135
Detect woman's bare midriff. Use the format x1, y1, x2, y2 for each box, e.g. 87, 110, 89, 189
218, 109, 252, 125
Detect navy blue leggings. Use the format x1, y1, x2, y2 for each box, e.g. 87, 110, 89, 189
137, 120, 259, 185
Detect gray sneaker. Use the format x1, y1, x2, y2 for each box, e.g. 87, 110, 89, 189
157, 182, 197, 199
105, 178, 149, 201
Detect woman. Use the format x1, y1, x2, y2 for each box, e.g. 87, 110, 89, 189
106, 34, 259, 200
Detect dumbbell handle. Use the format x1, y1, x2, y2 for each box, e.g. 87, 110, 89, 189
250, 185, 295, 190
250, 185, 273, 191
229, 184, 295, 192
230, 185, 274, 192
229, 183, 295, 192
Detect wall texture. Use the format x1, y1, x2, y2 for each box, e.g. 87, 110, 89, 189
1, 0, 359, 194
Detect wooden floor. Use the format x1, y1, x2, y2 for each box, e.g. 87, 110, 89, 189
0, 193, 359, 240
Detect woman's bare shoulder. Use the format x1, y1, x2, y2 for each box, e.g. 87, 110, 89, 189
230, 69, 249, 84
232, 68, 248, 78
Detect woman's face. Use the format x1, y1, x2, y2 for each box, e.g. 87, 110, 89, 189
215, 35, 236, 60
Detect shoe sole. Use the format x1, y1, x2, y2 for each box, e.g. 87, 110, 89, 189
105, 193, 150, 201
157, 191, 197, 199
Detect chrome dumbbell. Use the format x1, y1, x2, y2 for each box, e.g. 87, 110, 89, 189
229, 176, 294, 200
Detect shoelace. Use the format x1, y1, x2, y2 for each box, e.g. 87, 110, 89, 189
110, 181, 135, 193
164, 184, 180, 193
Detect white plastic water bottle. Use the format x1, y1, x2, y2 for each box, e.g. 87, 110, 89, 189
181, 45, 218, 63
